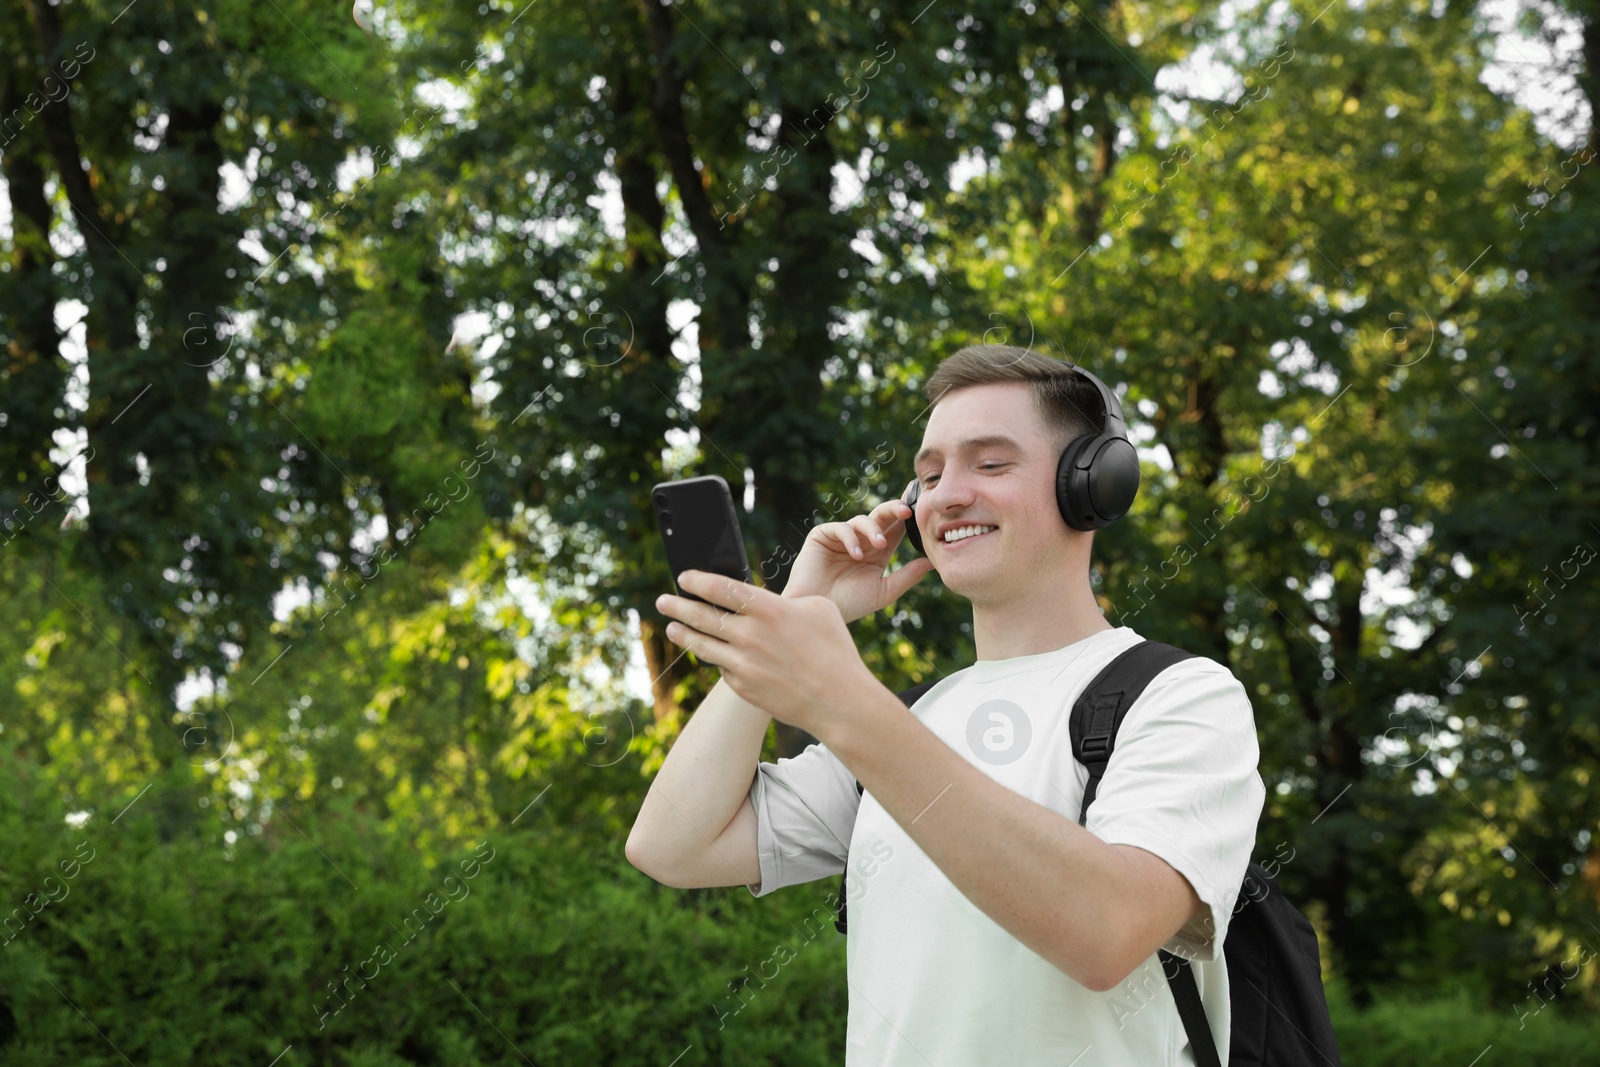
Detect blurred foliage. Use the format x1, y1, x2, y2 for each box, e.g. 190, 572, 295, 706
3, 0, 1600, 1059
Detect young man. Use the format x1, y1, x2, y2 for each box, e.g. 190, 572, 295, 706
628, 344, 1264, 1065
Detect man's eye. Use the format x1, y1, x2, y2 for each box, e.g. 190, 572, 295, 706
923, 463, 1005, 487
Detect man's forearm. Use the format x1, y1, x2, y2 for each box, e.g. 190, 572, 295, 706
626, 676, 771, 882
819, 681, 1161, 992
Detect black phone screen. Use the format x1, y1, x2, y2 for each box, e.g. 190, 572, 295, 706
651, 475, 753, 604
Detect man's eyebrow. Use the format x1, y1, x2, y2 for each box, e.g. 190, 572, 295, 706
914, 435, 1024, 470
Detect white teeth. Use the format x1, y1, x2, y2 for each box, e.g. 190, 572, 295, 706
942, 525, 998, 543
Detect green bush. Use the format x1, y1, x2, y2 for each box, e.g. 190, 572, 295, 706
8, 749, 1598, 1065
0, 754, 859, 1065
1327, 972, 1600, 1065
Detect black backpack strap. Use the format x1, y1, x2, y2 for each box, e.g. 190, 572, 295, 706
1162, 952, 1222, 1067
1071, 640, 1220, 1067
1071, 640, 1198, 827
835, 675, 945, 934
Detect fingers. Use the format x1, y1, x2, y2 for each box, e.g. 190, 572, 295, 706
846, 515, 889, 558
797, 499, 914, 564
656, 589, 741, 639
807, 517, 865, 559
870, 498, 912, 526
658, 576, 744, 662
674, 569, 760, 613
828, 521, 863, 559
829, 502, 911, 560
662, 616, 733, 664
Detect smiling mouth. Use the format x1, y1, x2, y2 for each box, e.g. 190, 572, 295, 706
941, 525, 998, 546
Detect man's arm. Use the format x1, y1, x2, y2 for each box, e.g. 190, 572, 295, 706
821, 681, 1201, 993
625, 677, 770, 889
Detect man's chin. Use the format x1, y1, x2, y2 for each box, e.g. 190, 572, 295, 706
931, 559, 991, 595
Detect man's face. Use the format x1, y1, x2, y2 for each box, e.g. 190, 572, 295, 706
912, 382, 1079, 602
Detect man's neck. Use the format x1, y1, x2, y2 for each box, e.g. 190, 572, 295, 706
971, 581, 1114, 662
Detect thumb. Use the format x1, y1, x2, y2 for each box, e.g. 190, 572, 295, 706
884, 556, 936, 602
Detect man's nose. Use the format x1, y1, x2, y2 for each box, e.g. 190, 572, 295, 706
923, 472, 975, 511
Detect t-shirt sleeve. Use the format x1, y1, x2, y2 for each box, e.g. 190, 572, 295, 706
1083, 659, 1265, 962
744, 741, 862, 898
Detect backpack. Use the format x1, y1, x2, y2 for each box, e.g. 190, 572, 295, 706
833, 640, 1342, 1067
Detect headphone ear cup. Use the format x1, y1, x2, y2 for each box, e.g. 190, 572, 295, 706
901, 478, 924, 556
1057, 435, 1140, 531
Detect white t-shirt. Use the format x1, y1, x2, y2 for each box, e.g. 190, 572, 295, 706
744, 625, 1265, 1066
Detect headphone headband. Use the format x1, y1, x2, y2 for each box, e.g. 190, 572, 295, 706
1061, 362, 1129, 446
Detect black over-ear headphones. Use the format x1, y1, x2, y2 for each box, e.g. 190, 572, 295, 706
899, 363, 1140, 555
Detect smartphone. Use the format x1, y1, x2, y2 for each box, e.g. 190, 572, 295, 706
651, 474, 753, 605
